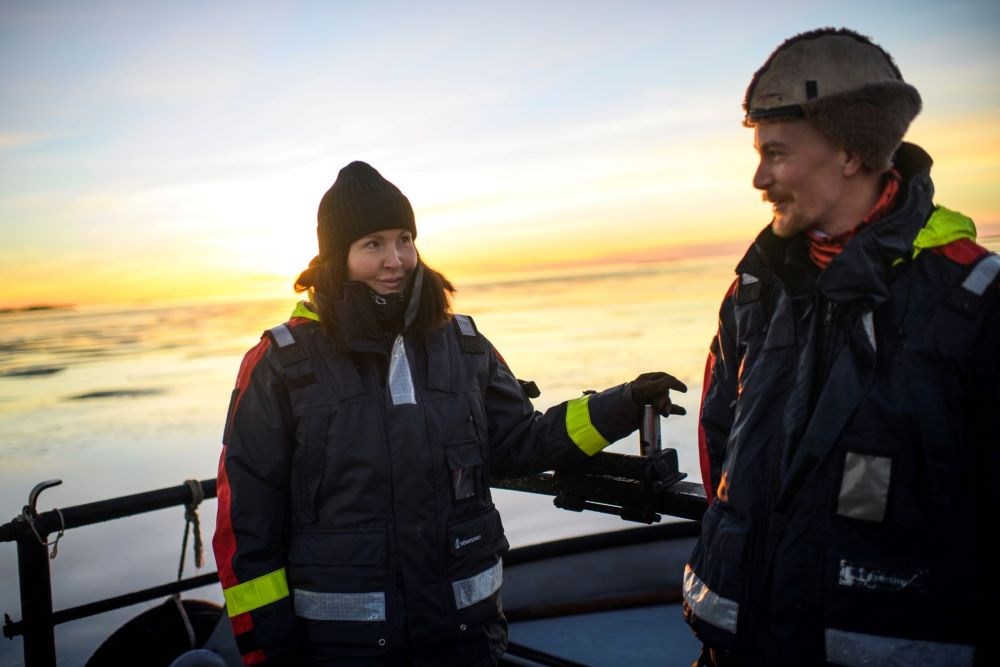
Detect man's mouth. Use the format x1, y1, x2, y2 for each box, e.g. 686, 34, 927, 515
765, 193, 790, 213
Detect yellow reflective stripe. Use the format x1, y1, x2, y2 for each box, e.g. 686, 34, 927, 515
223, 568, 290, 616
565, 394, 609, 456
290, 301, 320, 322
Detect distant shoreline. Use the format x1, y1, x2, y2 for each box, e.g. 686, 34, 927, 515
0, 304, 72, 315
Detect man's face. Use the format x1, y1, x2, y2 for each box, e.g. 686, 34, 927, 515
753, 119, 851, 238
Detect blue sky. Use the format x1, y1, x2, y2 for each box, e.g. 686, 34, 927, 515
2, 1, 998, 306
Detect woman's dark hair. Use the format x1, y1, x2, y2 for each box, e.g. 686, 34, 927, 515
294, 251, 455, 345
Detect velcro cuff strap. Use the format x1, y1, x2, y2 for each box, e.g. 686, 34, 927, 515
224, 568, 290, 616
565, 394, 610, 456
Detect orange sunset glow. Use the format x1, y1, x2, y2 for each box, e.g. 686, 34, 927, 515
2, 3, 999, 309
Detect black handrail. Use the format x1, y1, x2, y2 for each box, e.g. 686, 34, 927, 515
2, 462, 706, 666
2, 478, 218, 667
0, 478, 217, 544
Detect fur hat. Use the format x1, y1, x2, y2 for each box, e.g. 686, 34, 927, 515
317, 161, 417, 258
744, 28, 922, 172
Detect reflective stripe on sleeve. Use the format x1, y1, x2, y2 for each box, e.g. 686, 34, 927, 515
682, 564, 738, 634
825, 628, 974, 667
453, 560, 503, 610
962, 253, 1000, 296
565, 394, 610, 456
293, 589, 386, 621
223, 568, 290, 616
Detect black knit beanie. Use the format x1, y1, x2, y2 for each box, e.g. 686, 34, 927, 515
316, 161, 417, 258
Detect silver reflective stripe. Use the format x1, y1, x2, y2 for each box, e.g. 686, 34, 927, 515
962, 253, 1000, 296
293, 589, 385, 621
453, 560, 502, 610
682, 564, 738, 634
825, 628, 974, 667
454, 314, 476, 337
836, 452, 891, 522
269, 324, 295, 347
740, 273, 758, 285
861, 311, 876, 352
388, 334, 416, 405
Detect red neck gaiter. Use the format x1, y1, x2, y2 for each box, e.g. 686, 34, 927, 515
806, 169, 902, 270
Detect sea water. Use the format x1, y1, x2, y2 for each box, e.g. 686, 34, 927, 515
0, 253, 734, 666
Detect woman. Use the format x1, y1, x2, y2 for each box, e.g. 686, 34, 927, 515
213, 161, 686, 666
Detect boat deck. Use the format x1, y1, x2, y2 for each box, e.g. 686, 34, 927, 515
509, 602, 700, 666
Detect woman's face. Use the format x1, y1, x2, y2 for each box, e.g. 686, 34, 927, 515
346, 228, 418, 294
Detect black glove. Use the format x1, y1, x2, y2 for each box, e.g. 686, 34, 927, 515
629, 371, 687, 417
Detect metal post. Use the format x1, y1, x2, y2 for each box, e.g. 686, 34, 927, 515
639, 404, 661, 457
15, 516, 57, 667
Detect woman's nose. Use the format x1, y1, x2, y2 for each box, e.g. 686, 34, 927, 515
383, 248, 402, 267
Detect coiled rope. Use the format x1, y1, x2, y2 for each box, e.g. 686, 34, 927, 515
177, 479, 205, 580
174, 479, 206, 648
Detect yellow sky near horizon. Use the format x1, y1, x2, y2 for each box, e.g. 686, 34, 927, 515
4, 106, 1000, 310
2, 3, 999, 309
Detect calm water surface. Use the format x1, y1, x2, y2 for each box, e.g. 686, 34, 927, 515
0, 256, 736, 666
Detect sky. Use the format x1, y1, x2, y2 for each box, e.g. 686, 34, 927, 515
2, 0, 998, 308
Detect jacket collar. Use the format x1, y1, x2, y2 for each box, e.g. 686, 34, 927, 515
738, 142, 936, 306
333, 282, 391, 354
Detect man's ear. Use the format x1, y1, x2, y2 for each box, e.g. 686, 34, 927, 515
841, 149, 866, 177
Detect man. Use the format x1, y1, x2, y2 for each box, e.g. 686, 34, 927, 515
682, 28, 999, 666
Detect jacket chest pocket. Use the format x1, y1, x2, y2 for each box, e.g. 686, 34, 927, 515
445, 439, 484, 501
735, 292, 799, 391
426, 392, 489, 504
293, 411, 331, 522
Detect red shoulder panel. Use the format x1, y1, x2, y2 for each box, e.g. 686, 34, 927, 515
931, 238, 989, 265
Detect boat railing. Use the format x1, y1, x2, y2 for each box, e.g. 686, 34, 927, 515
1, 478, 220, 667
2, 452, 705, 667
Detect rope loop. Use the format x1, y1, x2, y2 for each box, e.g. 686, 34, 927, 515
25, 507, 65, 560
177, 480, 205, 581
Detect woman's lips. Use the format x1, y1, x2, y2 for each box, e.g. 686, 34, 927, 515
379, 277, 405, 290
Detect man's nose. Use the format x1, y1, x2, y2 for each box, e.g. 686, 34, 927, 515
752, 160, 772, 191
